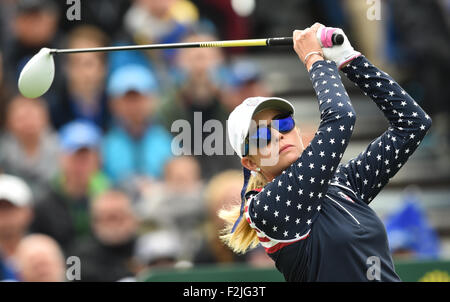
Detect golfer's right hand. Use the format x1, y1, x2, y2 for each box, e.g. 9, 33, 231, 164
316, 26, 361, 69
293, 23, 324, 71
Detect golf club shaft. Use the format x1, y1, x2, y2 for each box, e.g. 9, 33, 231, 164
49, 34, 344, 55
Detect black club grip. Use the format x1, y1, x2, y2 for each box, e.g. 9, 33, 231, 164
267, 33, 344, 46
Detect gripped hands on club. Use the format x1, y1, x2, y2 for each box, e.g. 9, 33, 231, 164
293, 23, 324, 72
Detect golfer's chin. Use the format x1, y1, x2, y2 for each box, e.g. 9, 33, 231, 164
273, 147, 302, 172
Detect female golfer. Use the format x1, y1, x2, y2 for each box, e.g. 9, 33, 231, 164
221, 23, 432, 281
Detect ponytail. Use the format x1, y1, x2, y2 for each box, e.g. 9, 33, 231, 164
219, 171, 268, 254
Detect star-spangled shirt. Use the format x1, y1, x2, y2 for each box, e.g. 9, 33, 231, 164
244, 56, 432, 282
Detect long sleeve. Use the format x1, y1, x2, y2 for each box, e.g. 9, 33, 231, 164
245, 60, 356, 241
333, 56, 432, 204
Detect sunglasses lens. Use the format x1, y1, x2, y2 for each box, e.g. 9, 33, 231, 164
249, 127, 271, 146
256, 127, 271, 140
274, 116, 295, 133
245, 115, 295, 156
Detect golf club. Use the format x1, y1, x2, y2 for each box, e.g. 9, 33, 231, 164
18, 34, 344, 99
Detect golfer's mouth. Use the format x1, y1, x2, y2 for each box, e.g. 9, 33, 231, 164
279, 144, 294, 154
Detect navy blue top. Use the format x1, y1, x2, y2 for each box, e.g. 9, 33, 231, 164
243, 56, 432, 282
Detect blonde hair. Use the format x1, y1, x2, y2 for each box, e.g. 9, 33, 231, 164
218, 167, 268, 254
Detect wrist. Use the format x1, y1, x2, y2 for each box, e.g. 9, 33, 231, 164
337, 51, 361, 69
306, 54, 324, 71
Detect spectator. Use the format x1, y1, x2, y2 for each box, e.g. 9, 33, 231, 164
164, 155, 202, 192
159, 32, 241, 179
123, 0, 198, 66
0, 174, 33, 272
223, 59, 272, 113
0, 95, 59, 201
102, 64, 173, 187
0, 1, 14, 48
2, 0, 62, 93
50, 25, 111, 131
166, 32, 229, 124
68, 190, 137, 282
193, 170, 272, 267
385, 190, 441, 260
252, 0, 316, 44
134, 230, 184, 274
30, 120, 109, 253
14, 234, 66, 282
341, 0, 385, 68
0, 51, 12, 129
191, 0, 251, 53
135, 156, 206, 260
1, 253, 19, 281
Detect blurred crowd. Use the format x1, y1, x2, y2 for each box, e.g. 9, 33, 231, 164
0, 0, 449, 281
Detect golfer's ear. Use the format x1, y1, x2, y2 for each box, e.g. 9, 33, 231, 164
241, 156, 258, 172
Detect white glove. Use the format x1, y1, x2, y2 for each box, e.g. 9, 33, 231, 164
316, 26, 361, 69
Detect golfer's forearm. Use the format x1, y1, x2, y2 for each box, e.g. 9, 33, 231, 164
309, 59, 356, 128
297, 59, 356, 184
335, 56, 433, 204
341, 56, 432, 135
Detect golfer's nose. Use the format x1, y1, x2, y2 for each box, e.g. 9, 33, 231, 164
271, 129, 284, 143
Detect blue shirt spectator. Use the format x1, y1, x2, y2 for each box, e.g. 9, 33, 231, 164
102, 64, 173, 184
102, 122, 173, 183
385, 192, 441, 259
0, 255, 19, 281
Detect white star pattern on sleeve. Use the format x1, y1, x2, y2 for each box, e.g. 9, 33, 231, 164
334, 56, 432, 204
244, 60, 356, 242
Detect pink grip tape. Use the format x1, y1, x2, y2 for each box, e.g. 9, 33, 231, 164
321, 27, 337, 48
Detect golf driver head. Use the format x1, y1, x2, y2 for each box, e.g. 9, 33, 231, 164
18, 48, 55, 99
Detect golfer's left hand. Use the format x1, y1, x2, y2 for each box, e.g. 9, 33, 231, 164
316, 26, 361, 69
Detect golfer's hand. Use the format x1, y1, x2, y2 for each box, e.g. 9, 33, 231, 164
316, 25, 361, 69
293, 23, 324, 71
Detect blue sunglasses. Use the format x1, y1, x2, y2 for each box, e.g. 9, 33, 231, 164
244, 113, 295, 156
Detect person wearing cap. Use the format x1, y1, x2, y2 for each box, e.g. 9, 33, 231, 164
134, 230, 183, 272
0, 174, 34, 279
2, 0, 61, 89
219, 23, 432, 281
223, 59, 272, 114
30, 120, 109, 253
102, 63, 173, 185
